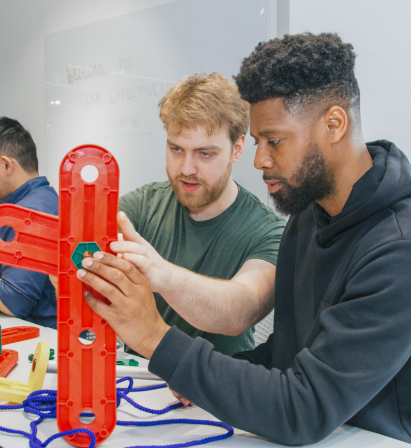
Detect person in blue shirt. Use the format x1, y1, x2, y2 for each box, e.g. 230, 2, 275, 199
0, 117, 58, 329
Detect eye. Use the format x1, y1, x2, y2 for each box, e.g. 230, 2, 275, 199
200, 152, 211, 158
253, 140, 258, 146
170, 147, 181, 153
268, 139, 281, 146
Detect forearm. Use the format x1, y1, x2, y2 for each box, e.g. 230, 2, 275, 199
159, 263, 268, 335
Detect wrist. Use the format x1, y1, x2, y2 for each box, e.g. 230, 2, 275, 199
138, 322, 171, 360
157, 260, 178, 295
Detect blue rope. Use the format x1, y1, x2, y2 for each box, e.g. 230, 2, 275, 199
0, 377, 233, 448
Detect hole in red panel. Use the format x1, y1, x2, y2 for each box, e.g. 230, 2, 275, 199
81, 165, 99, 183
103, 187, 110, 194
68, 352, 73, 358
101, 351, 107, 357
67, 270, 74, 276
79, 410, 96, 424
67, 319, 74, 325
100, 429, 109, 438
69, 153, 77, 161
79, 330, 96, 345
0, 226, 15, 242
68, 236, 75, 244
15, 250, 22, 258
102, 237, 108, 244
103, 154, 111, 163
100, 399, 107, 405
101, 319, 107, 325
69, 187, 76, 194
24, 219, 31, 225
67, 400, 73, 406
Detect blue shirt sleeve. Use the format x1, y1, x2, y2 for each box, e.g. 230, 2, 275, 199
0, 263, 49, 318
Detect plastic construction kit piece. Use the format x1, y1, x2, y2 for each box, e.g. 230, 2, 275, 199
0, 342, 49, 403
1, 326, 40, 345
0, 326, 18, 378
0, 205, 58, 275
116, 359, 139, 366
29, 348, 54, 362
71, 241, 101, 270
0, 145, 119, 446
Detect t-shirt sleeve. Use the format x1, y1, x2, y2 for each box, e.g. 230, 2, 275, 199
0, 264, 48, 318
119, 188, 144, 232
244, 217, 286, 266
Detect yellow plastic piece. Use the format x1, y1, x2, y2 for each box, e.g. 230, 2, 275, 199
0, 342, 49, 403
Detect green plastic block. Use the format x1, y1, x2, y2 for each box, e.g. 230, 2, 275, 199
71, 242, 102, 270
28, 348, 55, 362
116, 359, 139, 367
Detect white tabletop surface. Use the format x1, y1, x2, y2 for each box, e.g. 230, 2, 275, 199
0, 315, 408, 448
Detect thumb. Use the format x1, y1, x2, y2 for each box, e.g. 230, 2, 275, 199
117, 211, 143, 244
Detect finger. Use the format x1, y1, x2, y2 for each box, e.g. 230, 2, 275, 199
83, 290, 116, 321
117, 212, 144, 244
91, 252, 147, 285
122, 252, 150, 272
110, 240, 147, 257
77, 267, 125, 306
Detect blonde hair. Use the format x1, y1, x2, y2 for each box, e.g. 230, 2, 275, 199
159, 72, 249, 145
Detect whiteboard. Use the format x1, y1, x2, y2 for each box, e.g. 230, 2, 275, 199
45, 0, 271, 203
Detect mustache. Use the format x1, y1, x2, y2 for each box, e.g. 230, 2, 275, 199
175, 175, 203, 184
263, 175, 285, 182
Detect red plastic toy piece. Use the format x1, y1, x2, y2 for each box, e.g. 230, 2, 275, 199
1, 326, 40, 345
0, 145, 119, 446
0, 204, 58, 275
57, 145, 118, 446
0, 349, 18, 377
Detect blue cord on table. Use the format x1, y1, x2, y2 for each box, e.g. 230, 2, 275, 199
0, 377, 233, 448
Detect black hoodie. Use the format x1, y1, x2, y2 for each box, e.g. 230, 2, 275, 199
149, 140, 411, 445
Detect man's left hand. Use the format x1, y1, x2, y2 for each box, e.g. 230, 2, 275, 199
77, 252, 170, 359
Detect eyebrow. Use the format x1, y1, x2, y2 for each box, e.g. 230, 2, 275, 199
167, 140, 222, 151
256, 129, 282, 137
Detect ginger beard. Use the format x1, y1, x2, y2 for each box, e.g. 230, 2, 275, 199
167, 158, 233, 210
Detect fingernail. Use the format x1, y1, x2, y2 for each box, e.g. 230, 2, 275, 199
93, 252, 104, 260
78, 269, 87, 278
83, 290, 90, 298
83, 258, 93, 267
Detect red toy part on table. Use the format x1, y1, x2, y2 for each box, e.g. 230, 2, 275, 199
1, 327, 40, 345
57, 145, 118, 446
0, 349, 18, 377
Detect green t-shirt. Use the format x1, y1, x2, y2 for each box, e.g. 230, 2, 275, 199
119, 181, 286, 356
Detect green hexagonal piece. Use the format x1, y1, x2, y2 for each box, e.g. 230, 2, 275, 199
71, 241, 102, 270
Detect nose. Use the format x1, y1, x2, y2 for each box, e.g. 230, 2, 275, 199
181, 153, 197, 177
254, 144, 274, 171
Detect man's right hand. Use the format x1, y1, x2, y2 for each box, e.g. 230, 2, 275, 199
168, 385, 193, 406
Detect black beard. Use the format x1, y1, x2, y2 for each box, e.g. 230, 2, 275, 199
269, 147, 335, 216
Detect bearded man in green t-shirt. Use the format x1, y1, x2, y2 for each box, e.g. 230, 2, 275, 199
117, 72, 285, 358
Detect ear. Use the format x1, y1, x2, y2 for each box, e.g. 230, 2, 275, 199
324, 106, 348, 144
0, 156, 13, 176
232, 134, 246, 163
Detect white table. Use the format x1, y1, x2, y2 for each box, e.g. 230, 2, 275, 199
0, 315, 408, 448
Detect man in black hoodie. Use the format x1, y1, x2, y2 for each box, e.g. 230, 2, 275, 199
77, 33, 411, 445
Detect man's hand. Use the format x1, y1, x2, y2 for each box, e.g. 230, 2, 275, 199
168, 386, 193, 406
49, 275, 58, 289
112, 212, 173, 293
76, 251, 170, 359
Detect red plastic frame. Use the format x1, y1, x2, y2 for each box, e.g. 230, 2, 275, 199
0, 145, 119, 446
1, 326, 40, 345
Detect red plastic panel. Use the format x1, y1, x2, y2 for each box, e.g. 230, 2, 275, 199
0, 349, 19, 377
57, 145, 119, 446
0, 205, 58, 275
1, 327, 40, 345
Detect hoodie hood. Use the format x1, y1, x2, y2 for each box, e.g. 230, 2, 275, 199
314, 140, 411, 246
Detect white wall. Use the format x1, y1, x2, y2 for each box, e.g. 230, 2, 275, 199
288, 0, 411, 158
0, 0, 176, 176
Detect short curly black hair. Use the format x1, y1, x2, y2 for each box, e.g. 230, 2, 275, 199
235, 32, 360, 115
